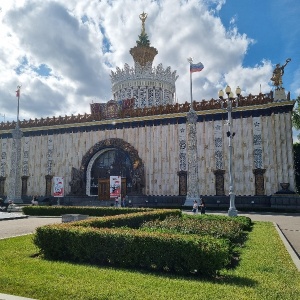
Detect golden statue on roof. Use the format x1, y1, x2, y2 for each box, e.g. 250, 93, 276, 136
271, 58, 291, 89
130, 12, 158, 67
139, 11, 147, 35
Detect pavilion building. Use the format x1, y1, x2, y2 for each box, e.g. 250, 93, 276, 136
0, 13, 297, 209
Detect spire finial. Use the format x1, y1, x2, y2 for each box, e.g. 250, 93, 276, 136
130, 12, 157, 67
139, 12, 147, 35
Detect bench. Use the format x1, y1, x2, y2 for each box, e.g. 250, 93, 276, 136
7, 204, 23, 213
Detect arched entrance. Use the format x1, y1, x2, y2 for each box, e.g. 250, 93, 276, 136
89, 148, 133, 198
80, 138, 145, 199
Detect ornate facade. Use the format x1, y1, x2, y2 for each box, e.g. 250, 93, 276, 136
0, 93, 295, 200
0, 14, 296, 204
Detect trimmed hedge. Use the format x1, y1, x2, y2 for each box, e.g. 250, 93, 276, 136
141, 216, 246, 243
70, 209, 182, 229
183, 214, 252, 231
22, 205, 153, 217
34, 225, 230, 276
33, 209, 231, 276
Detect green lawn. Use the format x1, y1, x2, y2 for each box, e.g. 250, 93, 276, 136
0, 221, 299, 300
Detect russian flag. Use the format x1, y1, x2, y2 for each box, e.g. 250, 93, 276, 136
190, 62, 204, 73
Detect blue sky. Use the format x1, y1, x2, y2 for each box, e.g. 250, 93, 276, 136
0, 0, 299, 138
219, 0, 299, 95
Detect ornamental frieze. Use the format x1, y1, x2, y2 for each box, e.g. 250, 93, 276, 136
0, 92, 292, 131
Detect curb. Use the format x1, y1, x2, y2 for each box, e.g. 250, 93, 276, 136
274, 222, 300, 272
0, 293, 36, 300
0, 215, 29, 221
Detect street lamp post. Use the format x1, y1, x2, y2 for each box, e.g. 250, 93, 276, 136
218, 85, 241, 217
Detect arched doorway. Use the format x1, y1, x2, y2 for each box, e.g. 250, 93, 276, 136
89, 148, 133, 198
80, 138, 145, 198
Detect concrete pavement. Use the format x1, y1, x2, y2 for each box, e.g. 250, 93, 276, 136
0, 213, 61, 239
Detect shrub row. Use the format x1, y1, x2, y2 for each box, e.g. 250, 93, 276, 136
183, 214, 252, 231
70, 209, 182, 229
22, 205, 152, 217
141, 216, 246, 243
33, 209, 243, 276
34, 224, 230, 276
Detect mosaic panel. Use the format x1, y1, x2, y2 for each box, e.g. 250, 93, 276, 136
47, 135, 53, 175
178, 124, 187, 171
139, 88, 147, 108
155, 89, 161, 106
133, 88, 139, 108
126, 88, 132, 99
253, 117, 263, 168
121, 89, 126, 100
215, 150, 223, 170
253, 134, 262, 146
148, 88, 154, 107
254, 148, 263, 169
214, 120, 223, 170
22, 136, 30, 176
163, 89, 170, 105
0, 139, 7, 177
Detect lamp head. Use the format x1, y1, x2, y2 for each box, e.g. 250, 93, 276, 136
236, 86, 241, 96
218, 89, 224, 99
225, 85, 231, 95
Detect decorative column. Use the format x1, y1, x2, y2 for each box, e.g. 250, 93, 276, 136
21, 175, 29, 196
178, 123, 187, 196
253, 168, 266, 195
177, 171, 187, 196
184, 109, 200, 206
7, 124, 23, 203
0, 176, 6, 196
213, 169, 225, 195
45, 175, 53, 196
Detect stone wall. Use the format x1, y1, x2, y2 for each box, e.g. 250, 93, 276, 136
0, 101, 295, 198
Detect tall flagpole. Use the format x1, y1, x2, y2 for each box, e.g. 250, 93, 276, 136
16, 85, 21, 126
7, 85, 23, 203
187, 57, 193, 107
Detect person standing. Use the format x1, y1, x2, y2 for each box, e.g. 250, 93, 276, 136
31, 195, 38, 206
115, 197, 119, 207
192, 200, 198, 214
121, 196, 126, 207
200, 198, 206, 214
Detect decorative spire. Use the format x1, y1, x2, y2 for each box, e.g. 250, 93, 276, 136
137, 12, 150, 47
130, 12, 158, 68
140, 12, 147, 36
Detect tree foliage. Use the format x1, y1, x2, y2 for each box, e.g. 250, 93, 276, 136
136, 33, 150, 47
292, 96, 300, 131
293, 142, 300, 193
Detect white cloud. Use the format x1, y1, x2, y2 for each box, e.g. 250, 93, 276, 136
0, 0, 285, 122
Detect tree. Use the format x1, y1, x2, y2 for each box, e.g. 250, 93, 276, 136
292, 96, 300, 139
136, 33, 150, 47
293, 143, 300, 193
292, 97, 300, 192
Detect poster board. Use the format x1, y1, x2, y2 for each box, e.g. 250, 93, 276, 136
110, 176, 121, 198
53, 177, 64, 197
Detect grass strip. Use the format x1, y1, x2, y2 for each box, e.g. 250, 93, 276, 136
0, 221, 299, 300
